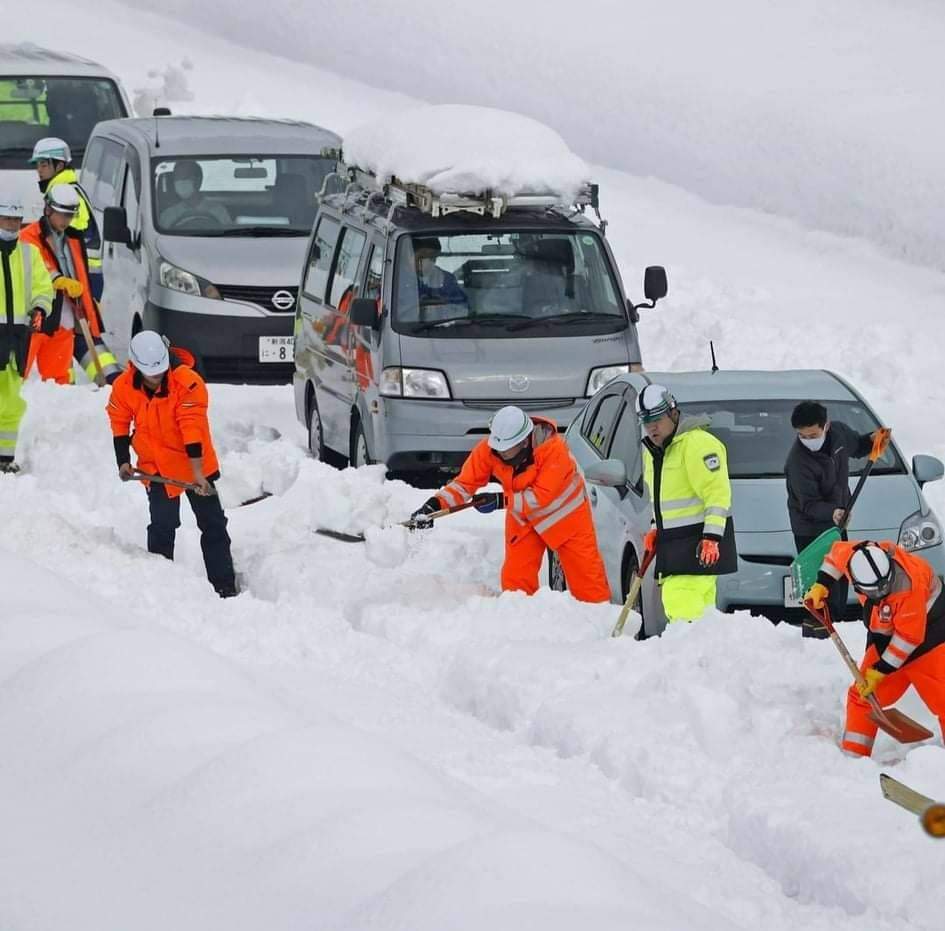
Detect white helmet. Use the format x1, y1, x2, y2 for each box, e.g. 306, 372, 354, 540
849, 543, 894, 598
0, 197, 24, 219
488, 405, 534, 452
45, 183, 80, 215
637, 384, 677, 423
129, 330, 170, 377
30, 137, 71, 164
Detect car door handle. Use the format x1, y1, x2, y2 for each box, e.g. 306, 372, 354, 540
589, 486, 598, 505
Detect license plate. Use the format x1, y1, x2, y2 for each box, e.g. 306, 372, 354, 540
258, 336, 294, 363
783, 575, 802, 608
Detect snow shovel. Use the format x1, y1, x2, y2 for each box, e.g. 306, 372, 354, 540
791, 429, 891, 599
806, 603, 933, 744
77, 315, 106, 386
879, 774, 945, 838
130, 469, 272, 507
314, 496, 481, 543
611, 546, 657, 638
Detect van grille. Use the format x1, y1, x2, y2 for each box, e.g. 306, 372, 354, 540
461, 398, 575, 411
217, 285, 298, 313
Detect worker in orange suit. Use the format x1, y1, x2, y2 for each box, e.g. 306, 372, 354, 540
411, 405, 610, 602
19, 184, 121, 385
806, 540, 945, 756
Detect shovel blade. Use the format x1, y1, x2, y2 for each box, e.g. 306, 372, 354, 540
314, 528, 366, 543
869, 705, 934, 744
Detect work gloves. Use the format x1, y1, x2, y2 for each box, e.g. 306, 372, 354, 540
472, 492, 504, 514
696, 536, 720, 568
857, 667, 886, 699
409, 496, 440, 528
804, 582, 830, 610
53, 276, 84, 299
29, 308, 46, 332
871, 427, 892, 459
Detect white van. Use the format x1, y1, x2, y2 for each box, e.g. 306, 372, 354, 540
0, 43, 131, 220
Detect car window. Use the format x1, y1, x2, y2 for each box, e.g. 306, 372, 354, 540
121, 163, 139, 233
329, 226, 367, 308
678, 398, 904, 478
363, 245, 384, 302
93, 138, 124, 207
303, 216, 340, 302
582, 390, 625, 456
80, 137, 104, 194
609, 391, 642, 483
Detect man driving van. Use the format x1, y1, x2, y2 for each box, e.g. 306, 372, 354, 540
159, 160, 230, 230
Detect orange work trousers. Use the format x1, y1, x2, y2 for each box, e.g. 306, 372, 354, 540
501, 520, 610, 604
29, 327, 74, 384
842, 642, 945, 756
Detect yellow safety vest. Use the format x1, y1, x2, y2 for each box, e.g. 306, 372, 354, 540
0, 240, 55, 325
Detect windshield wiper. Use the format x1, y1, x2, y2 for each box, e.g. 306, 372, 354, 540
508, 311, 623, 331
410, 313, 529, 332
219, 226, 304, 237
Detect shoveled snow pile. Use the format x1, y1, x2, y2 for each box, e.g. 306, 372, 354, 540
342, 104, 589, 197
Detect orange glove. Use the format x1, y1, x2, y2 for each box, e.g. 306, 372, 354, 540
697, 537, 720, 567
643, 527, 657, 556
870, 427, 891, 459
857, 667, 886, 699
53, 276, 84, 299
804, 582, 830, 610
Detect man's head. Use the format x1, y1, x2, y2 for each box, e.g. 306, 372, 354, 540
30, 137, 71, 183
129, 330, 170, 388
488, 405, 534, 463
791, 401, 829, 451
43, 183, 80, 233
171, 160, 203, 201
637, 384, 679, 447
0, 196, 24, 241
413, 237, 442, 277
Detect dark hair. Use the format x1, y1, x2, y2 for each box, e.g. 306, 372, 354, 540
791, 401, 828, 429
413, 236, 442, 255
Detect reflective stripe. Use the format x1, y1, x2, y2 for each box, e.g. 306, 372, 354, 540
531, 476, 584, 520
842, 731, 874, 749
662, 512, 705, 529
880, 649, 906, 669
662, 496, 702, 510
820, 561, 843, 580
889, 633, 917, 655
705, 506, 730, 518
512, 491, 525, 512
524, 489, 539, 510
20, 245, 31, 318
534, 488, 586, 535
929, 577, 943, 610
442, 482, 472, 505
440, 485, 463, 507
0, 429, 18, 449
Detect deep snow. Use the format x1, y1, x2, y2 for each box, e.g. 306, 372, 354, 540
3, 2, 945, 929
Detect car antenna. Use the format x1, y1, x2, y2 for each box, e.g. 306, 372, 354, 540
710, 340, 719, 373
152, 106, 171, 149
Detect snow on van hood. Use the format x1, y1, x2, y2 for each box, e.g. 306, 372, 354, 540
342, 104, 589, 198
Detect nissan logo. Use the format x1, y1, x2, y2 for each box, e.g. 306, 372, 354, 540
508, 375, 530, 392
271, 289, 295, 311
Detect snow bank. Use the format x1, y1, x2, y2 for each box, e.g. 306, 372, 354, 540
343, 104, 589, 197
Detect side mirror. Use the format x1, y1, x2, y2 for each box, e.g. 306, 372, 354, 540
643, 266, 668, 303
349, 297, 379, 328
584, 458, 628, 488
102, 206, 131, 245
913, 454, 944, 486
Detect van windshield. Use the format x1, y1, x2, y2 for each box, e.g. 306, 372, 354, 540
152, 155, 336, 236
0, 76, 126, 169
676, 398, 904, 479
392, 231, 628, 338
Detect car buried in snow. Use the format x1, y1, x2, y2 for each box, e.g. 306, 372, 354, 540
561, 369, 945, 637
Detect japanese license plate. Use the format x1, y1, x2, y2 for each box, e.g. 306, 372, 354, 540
783, 575, 803, 608
258, 336, 294, 363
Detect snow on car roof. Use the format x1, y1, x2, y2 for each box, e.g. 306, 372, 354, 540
342, 104, 589, 198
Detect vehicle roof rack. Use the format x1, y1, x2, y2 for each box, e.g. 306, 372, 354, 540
341, 164, 599, 220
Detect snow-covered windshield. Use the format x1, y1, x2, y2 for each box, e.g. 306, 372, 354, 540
392, 231, 626, 338
152, 155, 335, 236
0, 76, 126, 169
678, 398, 903, 478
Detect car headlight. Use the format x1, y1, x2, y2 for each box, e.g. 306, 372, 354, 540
159, 261, 221, 299
380, 367, 451, 399
586, 364, 629, 396
899, 508, 943, 552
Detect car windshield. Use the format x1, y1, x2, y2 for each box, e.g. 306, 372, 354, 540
392, 231, 627, 338
677, 398, 904, 479
152, 155, 336, 236
0, 76, 126, 169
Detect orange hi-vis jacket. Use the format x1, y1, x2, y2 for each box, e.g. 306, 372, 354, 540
820, 540, 945, 673
436, 417, 590, 550
19, 220, 101, 337
107, 348, 219, 498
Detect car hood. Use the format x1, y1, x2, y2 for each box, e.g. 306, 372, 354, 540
154, 233, 308, 287
732, 475, 920, 533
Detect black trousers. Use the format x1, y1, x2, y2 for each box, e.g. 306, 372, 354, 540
795, 532, 850, 627
147, 482, 235, 590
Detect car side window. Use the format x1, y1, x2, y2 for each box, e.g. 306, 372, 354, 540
303, 216, 340, 302
610, 391, 643, 484
80, 137, 105, 196
93, 139, 124, 207
328, 226, 367, 308
121, 163, 139, 234
363, 245, 384, 302
582, 390, 625, 457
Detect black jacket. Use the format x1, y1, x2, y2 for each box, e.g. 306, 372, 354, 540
785, 421, 872, 537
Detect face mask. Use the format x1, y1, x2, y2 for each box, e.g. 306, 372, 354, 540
0, 229, 18, 242
174, 179, 196, 199
799, 433, 826, 452
503, 442, 534, 471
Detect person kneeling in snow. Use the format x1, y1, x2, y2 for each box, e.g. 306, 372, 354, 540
806, 540, 945, 756
411, 405, 610, 603
107, 330, 237, 598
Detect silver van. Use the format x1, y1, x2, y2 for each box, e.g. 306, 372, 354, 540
0, 43, 131, 222
293, 174, 666, 474
86, 115, 340, 382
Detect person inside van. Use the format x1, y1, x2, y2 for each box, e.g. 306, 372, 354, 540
159, 160, 231, 230
413, 237, 467, 309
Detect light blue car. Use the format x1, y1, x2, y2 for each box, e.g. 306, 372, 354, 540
557, 370, 945, 637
